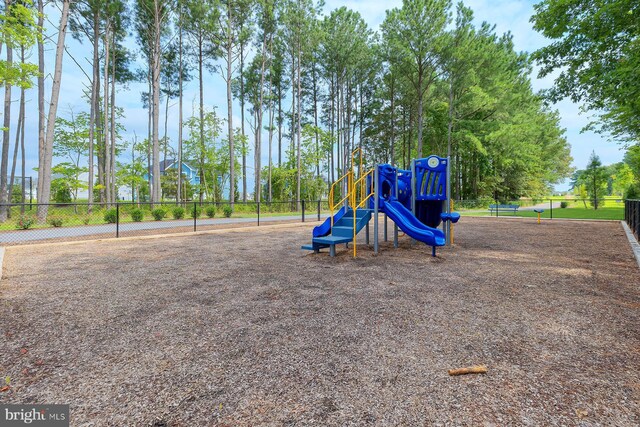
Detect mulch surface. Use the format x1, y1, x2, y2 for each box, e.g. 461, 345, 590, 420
0, 217, 638, 426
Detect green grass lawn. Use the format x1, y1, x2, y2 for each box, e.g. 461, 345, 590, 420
461, 206, 623, 220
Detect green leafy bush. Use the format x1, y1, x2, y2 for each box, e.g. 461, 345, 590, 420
48, 216, 64, 227
104, 208, 117, 224
223, 205, 232, 218
560, 201, 569, 209
172, 206, 185, 219
205, 206, 216, 218
130, 208, 144, 222
82, 215, 91, 225
15, 215, 35, 230
190, 205, 202, 218
152, 208, 166, 221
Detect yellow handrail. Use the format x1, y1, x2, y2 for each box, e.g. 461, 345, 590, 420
326, 147, 374, 257
328, 170, 352, 229
351, 168, 375, 257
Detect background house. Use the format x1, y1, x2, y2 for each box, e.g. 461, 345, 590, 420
144, 159, 200, 186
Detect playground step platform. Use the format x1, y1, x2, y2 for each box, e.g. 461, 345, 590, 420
312, 235, 353, 245
331, 225, 358, 237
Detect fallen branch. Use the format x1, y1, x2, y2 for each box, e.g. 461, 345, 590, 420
448, 365, 487, 376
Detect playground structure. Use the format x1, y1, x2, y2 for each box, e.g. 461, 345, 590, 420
302, 149, 460, 257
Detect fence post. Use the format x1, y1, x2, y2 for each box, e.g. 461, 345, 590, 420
257, 201, 260, 226
550, 199, 553, 220
193, 202, 197, 232
116, 202, 120, 238
636, 200, 639, 240
302, 200, 305, 222
317, 200, 321, 221
496, 199, 499, 217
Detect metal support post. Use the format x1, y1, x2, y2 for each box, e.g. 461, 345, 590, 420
394, 168, 399, 248
374, 165, 379, 254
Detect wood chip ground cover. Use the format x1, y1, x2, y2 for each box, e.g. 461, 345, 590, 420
0, 217, 638, 426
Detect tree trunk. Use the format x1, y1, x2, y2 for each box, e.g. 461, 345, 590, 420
416, 72, 424, 158
151, 0, 162, 205
110, 44, 117, 202
254, 31, 268, 203
296, 43, 302, 211
177, 5, 183, 203
226, 4, 235, 208
240, 42, 247, 202
198, 35, 205, 203
37, 0, 70, 221
37, 0, 44, 209
20, 90, 25, 214
0, 25, 13, 222
103, 27, 111, 205
88, 11, 100, 212
8, 52, 25, 218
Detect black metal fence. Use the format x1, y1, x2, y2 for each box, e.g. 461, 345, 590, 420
0, 200, 330, 246
625, 200, 640, 241
453, 198, 624, 219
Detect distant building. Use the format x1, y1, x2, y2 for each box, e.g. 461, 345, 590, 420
144, 159, 200, 186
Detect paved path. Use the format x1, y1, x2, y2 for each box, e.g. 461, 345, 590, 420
0, 214, 326, 244
518, 201, 561, 211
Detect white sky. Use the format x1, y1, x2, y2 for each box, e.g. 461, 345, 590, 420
18, 0, 624, 194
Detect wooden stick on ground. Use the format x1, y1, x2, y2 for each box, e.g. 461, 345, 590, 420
448, 365, 487, 376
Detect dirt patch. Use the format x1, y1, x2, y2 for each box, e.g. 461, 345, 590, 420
0, 217, 638, 426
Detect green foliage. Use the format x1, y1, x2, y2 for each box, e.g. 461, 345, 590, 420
531, 0, 640, 143
172, 206, 185, 219
51, 162, 88, 202
578, 152, 609, 209
190, 205, 202, 218
560, 201, 568, 209
104, 208, 118, 224
151, 208, 166, 221
205, 206, 216, 218
625, 184, 640, 200
0, 1, 40, 88
51, 180, 72, 203
14, 214, 35, 230
223, 205, 232, 218
48, 216, 64, 227
161, 168, 192, 200
130, 208, 144, 222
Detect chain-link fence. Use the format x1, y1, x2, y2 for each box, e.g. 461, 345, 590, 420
0, 197, 628, 246
453, 198, 624, 220
0, 200, 329, 246
625, 200, 640, 241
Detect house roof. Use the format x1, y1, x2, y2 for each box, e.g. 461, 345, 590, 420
147, 159, 197, 176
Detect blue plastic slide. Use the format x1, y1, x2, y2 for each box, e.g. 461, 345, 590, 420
312, 206, 348, 237
382, 199, 446, 247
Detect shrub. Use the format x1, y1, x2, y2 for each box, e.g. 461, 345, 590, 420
172, 206, 185, 219
205, 206, 216, 218
560, 201, 569, 209
190, 205, 202, 218
104, 208, 117, 224
152, 208, 166, 221
82, 215, 91, 225
223, 205, 232, 218
48, 216, 64, 227
625, 184, 640, 200
15, 215, 35, 230
130, 208, 144, 222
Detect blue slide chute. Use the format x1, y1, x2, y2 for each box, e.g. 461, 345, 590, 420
312, 206, 347, 237
382, 198, 446, 247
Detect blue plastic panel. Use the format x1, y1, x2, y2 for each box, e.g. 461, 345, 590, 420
414, 156, 447, 201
